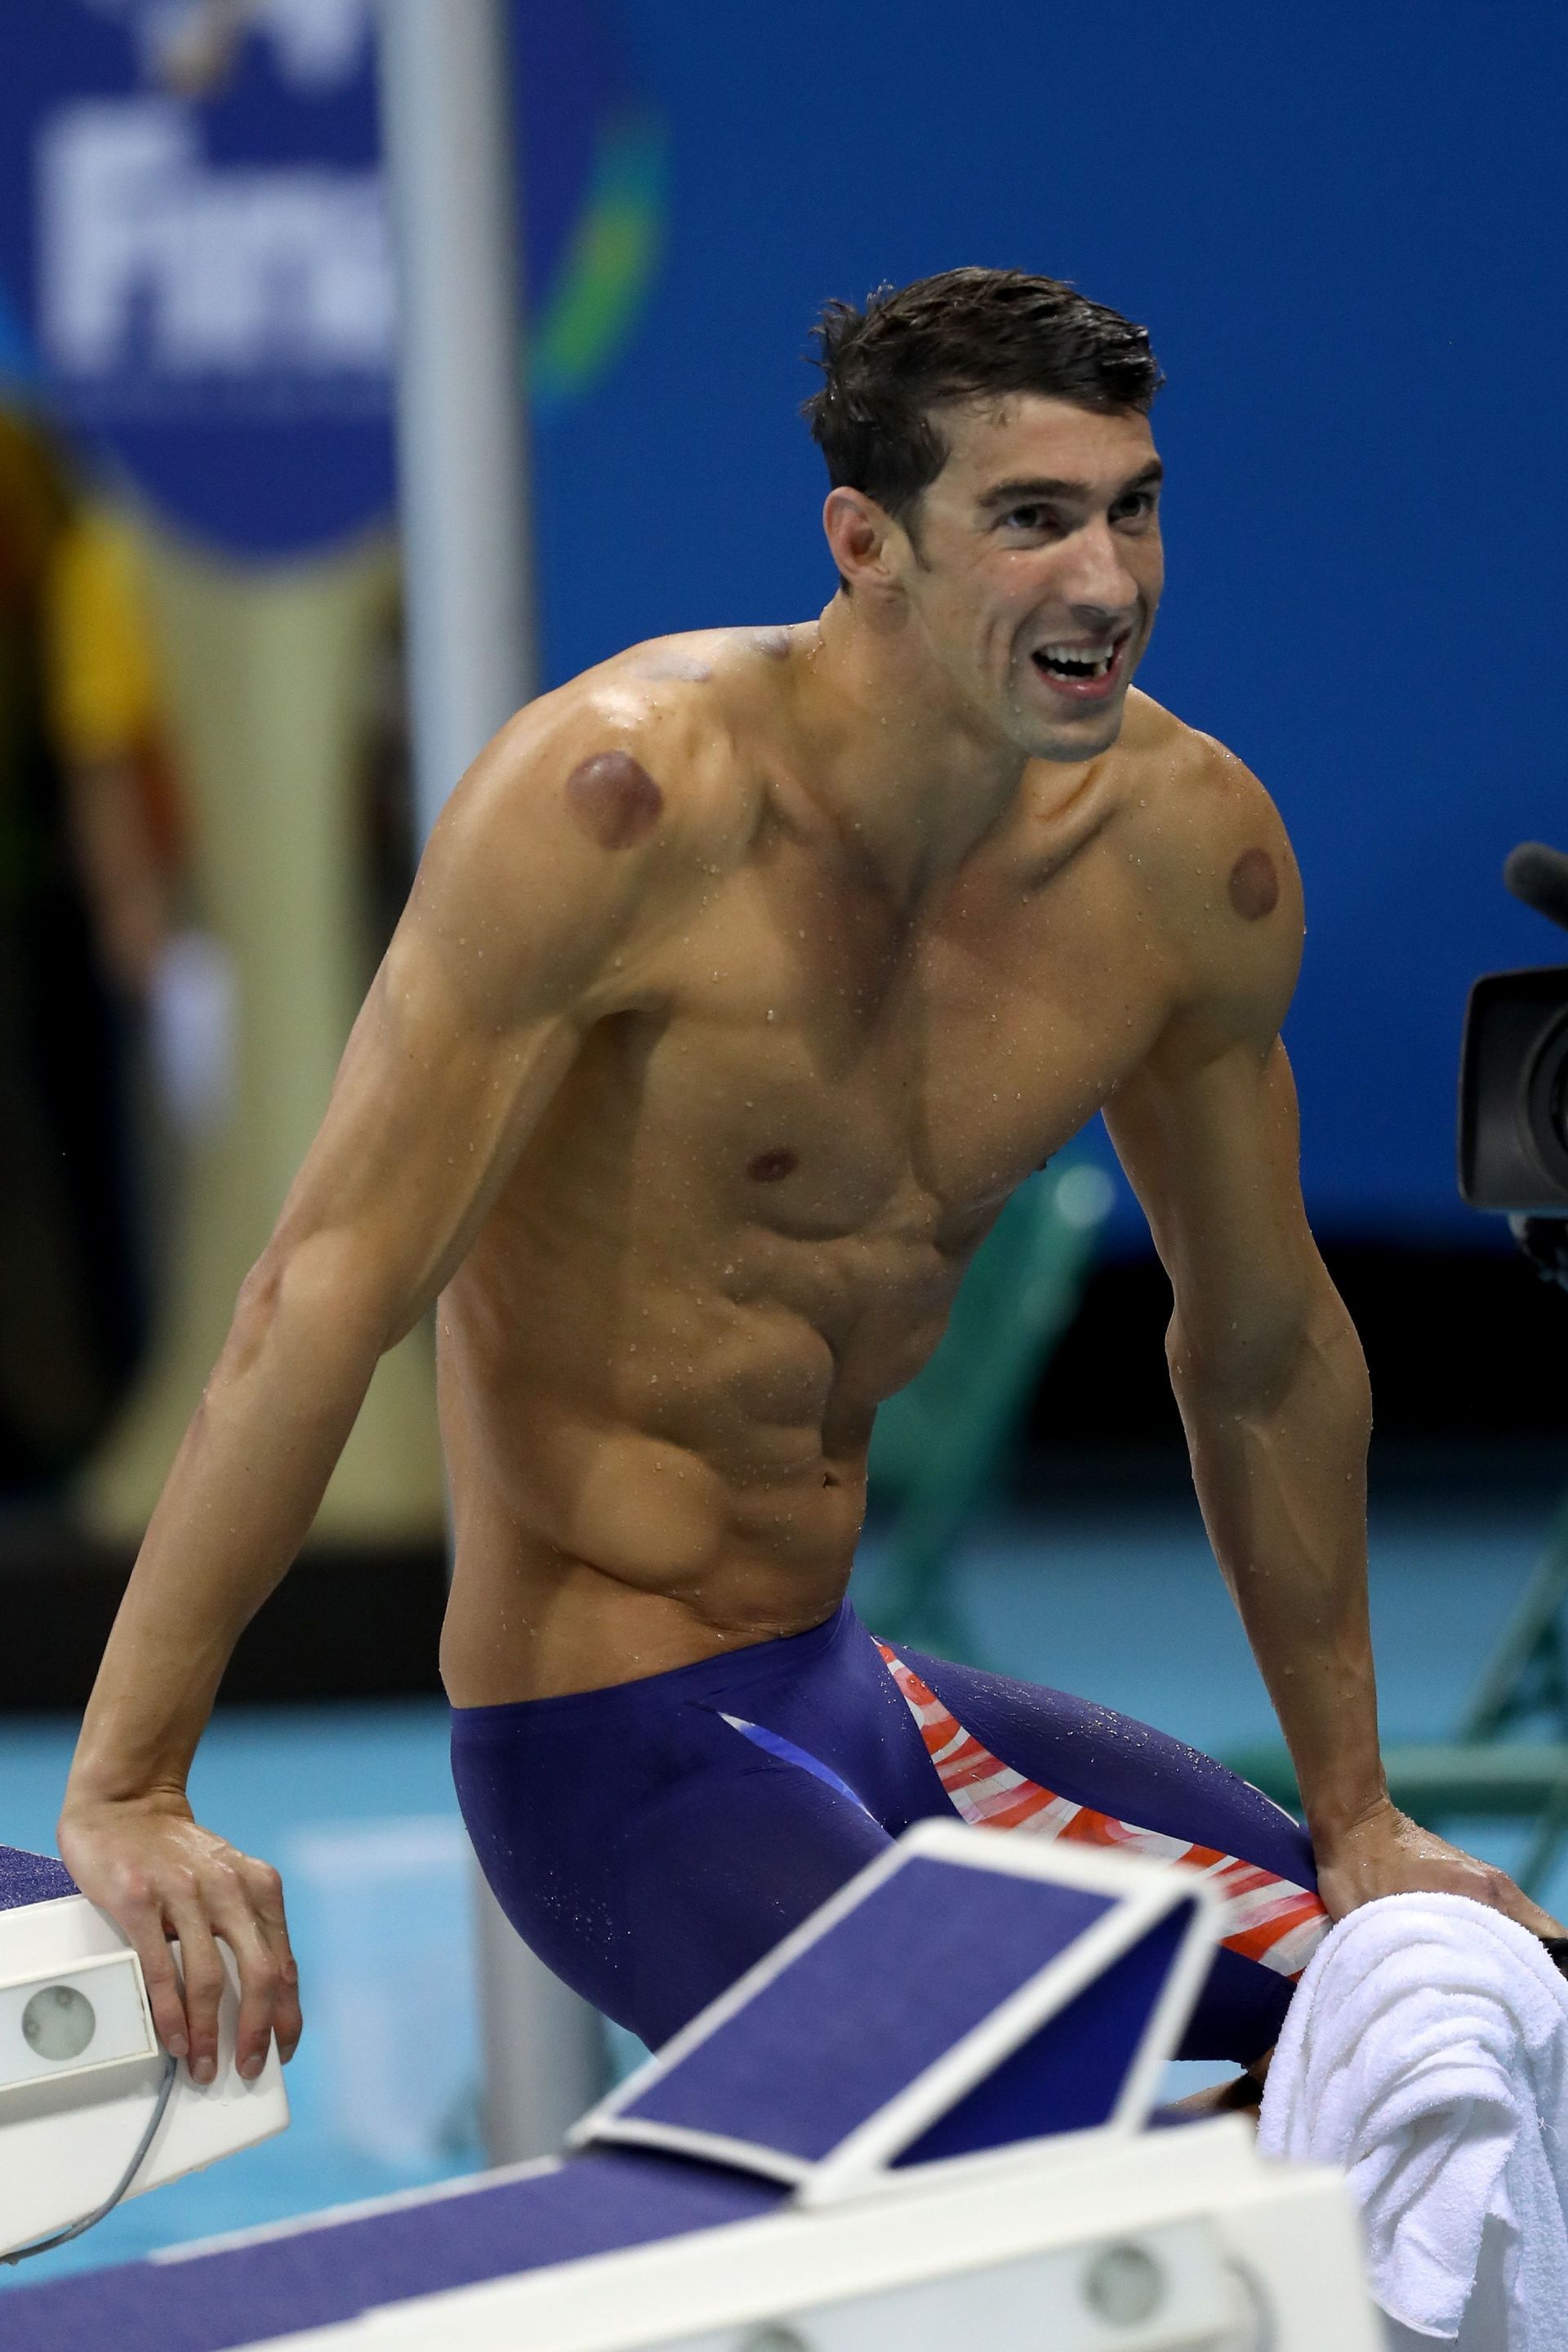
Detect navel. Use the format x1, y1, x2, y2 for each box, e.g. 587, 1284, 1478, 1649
747, 1147, 798, 1183
564, 750, 664, 850
1227, 845, 1280, 921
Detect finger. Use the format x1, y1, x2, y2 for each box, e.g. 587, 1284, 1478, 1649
166, 1905, 229, 2085
243, 1858, 303, 2065
118, 1891, 191, 2060
1444, 1852, 1566, 1940
205, 1884, 284, 2082
1494, 1878, 1566, 1940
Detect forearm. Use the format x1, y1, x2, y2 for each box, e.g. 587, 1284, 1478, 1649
1170, 1295, 1383, 1844
65, 1241, 389, 1814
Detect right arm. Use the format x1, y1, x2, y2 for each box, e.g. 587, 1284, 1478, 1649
59, 692, 719, 2084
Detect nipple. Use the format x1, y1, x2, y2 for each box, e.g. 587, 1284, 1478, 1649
747, 1147, 799, 1183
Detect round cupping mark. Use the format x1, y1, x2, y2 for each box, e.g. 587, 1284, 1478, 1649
1227, 846, 1279, 920
564, 751, 664, 850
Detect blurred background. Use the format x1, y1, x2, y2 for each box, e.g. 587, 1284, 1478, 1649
2, 0, 1566, 2284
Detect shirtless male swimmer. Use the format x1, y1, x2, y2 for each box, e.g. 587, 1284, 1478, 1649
59, 268, 1560, 2096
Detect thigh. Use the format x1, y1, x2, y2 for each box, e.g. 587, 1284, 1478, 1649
882, 1642, 1326, 2064
453, 1633, 902, 2053
613, 1759, 893, 2051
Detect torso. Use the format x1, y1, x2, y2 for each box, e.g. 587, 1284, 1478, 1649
438, 630, 1247, 1700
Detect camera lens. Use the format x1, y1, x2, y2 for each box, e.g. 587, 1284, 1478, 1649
1525, 1011, 1568, 1190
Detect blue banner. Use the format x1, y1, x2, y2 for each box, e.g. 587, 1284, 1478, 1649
0, 0, 663, 556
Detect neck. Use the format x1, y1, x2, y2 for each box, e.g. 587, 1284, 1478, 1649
789, 593, 1036, 906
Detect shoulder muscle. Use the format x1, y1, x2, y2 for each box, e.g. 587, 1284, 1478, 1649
1132, 715, 1304, 1058
398, 671, 751, 1033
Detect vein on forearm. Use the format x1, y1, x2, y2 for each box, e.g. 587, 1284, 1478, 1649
70, 1233, 391, 1802
1169, 1294, 1383, 1837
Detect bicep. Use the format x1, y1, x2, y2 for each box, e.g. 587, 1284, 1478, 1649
1103, 749, 1330, 1375
253, 708, 684, 1339
263, 929, 581, 1342
246, 680, 722, 1338
1104, 1031, 1324, 1385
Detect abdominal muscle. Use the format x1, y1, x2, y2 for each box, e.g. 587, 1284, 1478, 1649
432, 1204, 946, 1706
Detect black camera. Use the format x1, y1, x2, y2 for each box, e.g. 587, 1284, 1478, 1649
1459, 841, 1568, 1287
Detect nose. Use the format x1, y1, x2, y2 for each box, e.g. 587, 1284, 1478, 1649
1058, 514, 1140, 626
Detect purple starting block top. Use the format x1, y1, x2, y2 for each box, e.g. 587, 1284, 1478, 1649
604, 1856, 1119, 2166
2, 2149, 785, 2352
0, 1846, 77, 1912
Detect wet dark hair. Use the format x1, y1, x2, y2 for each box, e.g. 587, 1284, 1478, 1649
802, 266, 1164, 529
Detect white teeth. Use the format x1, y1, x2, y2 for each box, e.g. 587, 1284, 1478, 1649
1036, 641, 1116, 677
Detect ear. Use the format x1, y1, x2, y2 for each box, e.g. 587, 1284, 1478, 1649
822, 487, 906, 595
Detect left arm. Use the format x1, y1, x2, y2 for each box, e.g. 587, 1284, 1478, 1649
1104, 756, 1559, 1931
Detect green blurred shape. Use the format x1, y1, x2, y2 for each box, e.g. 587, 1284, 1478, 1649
532, 107, 666, 412
865, 1155, 1111, 1659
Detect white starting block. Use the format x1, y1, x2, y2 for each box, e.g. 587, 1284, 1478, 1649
0, 1845, 289, 2264
1, 1821, 1381, 2350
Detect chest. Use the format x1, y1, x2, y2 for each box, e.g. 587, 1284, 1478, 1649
615, 837, 1178, 1246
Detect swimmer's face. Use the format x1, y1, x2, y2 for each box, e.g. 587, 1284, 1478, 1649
891, 396, 1163, 763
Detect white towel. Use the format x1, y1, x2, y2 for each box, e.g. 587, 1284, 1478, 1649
1257, 1892, 1568, 2348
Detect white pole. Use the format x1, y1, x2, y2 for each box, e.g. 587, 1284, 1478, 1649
376, 0, 608, 2163
377, 0, 533, 831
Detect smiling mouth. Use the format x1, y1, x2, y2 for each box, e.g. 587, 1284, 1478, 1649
1030, 633, 1130, 684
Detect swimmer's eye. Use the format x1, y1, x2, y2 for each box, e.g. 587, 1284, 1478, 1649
1109, 489, 1160, 530
999, 504, 1065, 537
997, 492, 1159, 538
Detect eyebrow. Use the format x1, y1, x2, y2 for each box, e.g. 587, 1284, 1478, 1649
976, 458, 1165, 513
